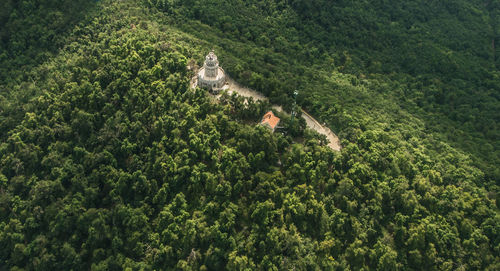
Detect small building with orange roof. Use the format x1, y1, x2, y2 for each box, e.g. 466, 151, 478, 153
260, 111, 280, 132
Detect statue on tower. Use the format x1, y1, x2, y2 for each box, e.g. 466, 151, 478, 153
197, 50, 226, 94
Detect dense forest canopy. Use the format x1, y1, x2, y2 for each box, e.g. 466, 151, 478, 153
147, 0, 500, 184
0, 0, 498, 270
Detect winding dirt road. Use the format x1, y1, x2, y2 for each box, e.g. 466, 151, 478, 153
191, 74, 341, 151
224, 77, 341, 151
300, 110, 341, 151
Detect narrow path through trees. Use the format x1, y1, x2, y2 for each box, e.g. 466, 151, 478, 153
192, 74, 342, 151
225, 76, 341, 151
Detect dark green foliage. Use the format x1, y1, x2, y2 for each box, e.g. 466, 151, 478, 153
0, 0, 498, 270
147, 0, 500, 186
0, 0, 94, 81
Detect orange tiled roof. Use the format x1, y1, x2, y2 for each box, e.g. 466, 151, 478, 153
261, 111, 280, 130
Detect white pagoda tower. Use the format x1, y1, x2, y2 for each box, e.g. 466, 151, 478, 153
197, 51, 226, 93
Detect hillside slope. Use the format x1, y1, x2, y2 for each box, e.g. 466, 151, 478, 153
148, 0, 500, 185
0, 0, 498, 270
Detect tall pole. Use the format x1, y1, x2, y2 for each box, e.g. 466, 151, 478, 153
290, 90, 299, 127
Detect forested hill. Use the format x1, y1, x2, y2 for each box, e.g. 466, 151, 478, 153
149, 0, 500, 184
0, 0, 498, 270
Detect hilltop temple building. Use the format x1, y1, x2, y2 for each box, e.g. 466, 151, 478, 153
197, 51, 226, 93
